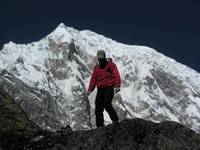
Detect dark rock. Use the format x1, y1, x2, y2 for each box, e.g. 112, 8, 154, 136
25, 119, 200, 150
0, 87, 39, 150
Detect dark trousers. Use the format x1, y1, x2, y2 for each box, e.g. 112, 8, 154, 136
95, 86, 119, 127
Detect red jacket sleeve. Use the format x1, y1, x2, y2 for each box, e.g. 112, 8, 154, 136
112, 63, 121, 88
88, 66, 97, 92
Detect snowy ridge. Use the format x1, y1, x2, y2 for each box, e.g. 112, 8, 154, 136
0, 23, 200, 132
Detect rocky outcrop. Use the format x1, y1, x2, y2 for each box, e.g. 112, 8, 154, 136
0, 88, 200, 150
25, 119, 200, 150
0, 87, 39, 150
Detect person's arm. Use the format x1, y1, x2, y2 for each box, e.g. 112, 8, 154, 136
112, 63, 121, 93
88, 67, 97, 94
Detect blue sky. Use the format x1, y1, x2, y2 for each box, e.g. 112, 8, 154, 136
1, 0, 200, 72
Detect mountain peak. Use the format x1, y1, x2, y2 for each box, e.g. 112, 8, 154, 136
48, 23, 79, 43
57, 22, 66, 28
1, 23, 200, 134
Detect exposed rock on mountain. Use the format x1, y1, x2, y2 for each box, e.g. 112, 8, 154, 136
0, 87, 38, 149
0, 23, 200, 133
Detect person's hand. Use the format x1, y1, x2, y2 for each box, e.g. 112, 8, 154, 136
86, 91, 91, 96
114, 87, 120, 94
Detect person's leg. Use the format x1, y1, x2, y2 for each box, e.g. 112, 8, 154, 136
103, 87, 119, 122
95, 89, 104, 127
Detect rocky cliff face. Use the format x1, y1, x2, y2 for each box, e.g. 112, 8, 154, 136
0, 69, 66, 130
0, 23, 200, 133
0, 87, 38, 149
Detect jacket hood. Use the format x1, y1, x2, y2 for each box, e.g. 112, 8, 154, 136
106, 58, 112, 62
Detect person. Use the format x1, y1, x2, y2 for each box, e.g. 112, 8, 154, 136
87, 50, 121, 128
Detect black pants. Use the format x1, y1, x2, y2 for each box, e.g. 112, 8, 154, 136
95, 86, 119, 127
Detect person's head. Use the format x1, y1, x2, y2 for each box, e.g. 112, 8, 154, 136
97, 50, 107, 68
97, 50, 106, 59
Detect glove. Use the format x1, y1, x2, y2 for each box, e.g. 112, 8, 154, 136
86, 91, 91, 96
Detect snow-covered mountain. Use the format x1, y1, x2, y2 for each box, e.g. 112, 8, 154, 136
0, 23, 200, 132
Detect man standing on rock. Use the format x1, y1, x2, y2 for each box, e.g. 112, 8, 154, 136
87, 50, 121, 128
